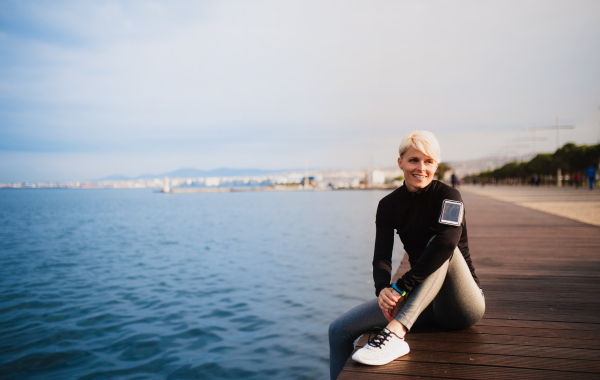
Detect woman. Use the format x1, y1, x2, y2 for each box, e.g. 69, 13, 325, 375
329, 130, 485, 380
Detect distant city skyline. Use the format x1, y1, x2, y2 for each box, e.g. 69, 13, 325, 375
1, 0, 600, 183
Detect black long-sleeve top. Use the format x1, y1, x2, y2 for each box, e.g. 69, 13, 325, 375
373, 180, 480, 297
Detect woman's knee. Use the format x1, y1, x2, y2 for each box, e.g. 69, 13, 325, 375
436, 300, 485, 330
329, 298, 383, 340
329, 316, 350, 343
328, 318, 340, 338
329, 314, 366, 346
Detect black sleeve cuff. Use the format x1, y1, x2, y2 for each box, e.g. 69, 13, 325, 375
375, 284, 392, 297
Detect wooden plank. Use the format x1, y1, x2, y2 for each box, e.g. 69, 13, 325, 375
480, 311, 600, 324
404, 324, 600, 340
343, 360, 599, 380
482, 304, 600, 317
394, 351, 600, 373
339, 371, 442, 380
477, 318, 600, 331
405, 340, 600, 361
485, 301, 600, 311
405, 331, 600, 350
481, 290, 600, 298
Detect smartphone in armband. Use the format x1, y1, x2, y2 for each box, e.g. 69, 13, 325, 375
439, 199, 464, 226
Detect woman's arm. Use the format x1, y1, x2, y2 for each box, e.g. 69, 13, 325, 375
372, 199, 395, 297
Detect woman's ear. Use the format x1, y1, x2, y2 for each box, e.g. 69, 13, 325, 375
397, 157, 404, 171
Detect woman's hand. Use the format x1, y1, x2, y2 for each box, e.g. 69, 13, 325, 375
378, 287, 403, 322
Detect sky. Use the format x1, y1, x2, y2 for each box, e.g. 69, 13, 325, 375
1, 0, 600, 182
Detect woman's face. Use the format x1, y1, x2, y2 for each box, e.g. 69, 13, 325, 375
397, 146, 438, 192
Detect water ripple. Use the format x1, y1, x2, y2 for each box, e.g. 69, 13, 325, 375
0, 189, 393, 379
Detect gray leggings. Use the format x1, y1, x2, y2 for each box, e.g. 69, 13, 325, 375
328, 248, 485, 380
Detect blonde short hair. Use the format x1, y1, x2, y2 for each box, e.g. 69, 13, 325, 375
398, 130, 441, 163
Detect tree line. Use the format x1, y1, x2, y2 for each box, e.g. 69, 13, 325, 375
468, 142, 600, 184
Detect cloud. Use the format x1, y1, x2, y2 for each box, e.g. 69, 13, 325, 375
1, 0, 600, 181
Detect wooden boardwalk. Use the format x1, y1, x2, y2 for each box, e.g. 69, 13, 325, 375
339, 191, 600, 379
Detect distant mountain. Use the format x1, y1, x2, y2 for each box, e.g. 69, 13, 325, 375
97, 168, 291, 181
167, 168, 286, 178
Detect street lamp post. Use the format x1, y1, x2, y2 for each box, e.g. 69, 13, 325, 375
523, 118, 574, 151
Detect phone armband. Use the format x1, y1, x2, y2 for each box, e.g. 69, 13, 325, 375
439, 199, 464, 226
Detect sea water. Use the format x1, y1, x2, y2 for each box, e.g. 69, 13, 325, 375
0, 189, 404, 379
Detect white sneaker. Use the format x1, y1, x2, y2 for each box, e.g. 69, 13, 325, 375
352, 328, 410, 366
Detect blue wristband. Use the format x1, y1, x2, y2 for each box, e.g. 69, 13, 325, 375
391, 283, 407, 297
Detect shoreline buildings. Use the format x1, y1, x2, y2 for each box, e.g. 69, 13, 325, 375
0, 167, 403, 191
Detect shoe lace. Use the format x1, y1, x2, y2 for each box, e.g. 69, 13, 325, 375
367, 328, 392, 349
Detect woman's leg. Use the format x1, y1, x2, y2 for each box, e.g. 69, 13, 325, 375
431, 248, 485, 329
333, 249, 485, 378
393, 258, 449, 331
329, 298, 388, 380
394, 247, 484, 331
